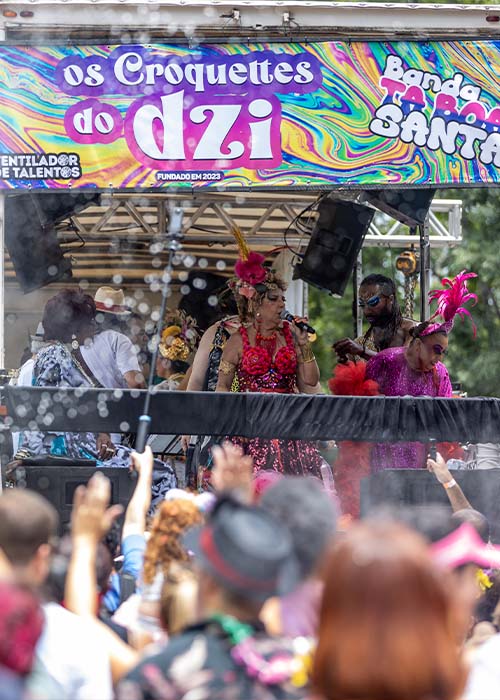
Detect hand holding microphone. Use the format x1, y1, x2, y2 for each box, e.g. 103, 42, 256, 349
280, 310, 316, 336
281, 310, 317, 367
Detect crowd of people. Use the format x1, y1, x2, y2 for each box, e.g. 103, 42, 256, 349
3, 238, 499, 699
1, 441, 500, 700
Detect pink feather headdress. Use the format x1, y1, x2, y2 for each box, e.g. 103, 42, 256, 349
431, 522, 500, 570
421, 270, 477, 338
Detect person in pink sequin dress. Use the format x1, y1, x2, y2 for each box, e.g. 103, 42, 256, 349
216, 269, 325, 477
366, 323, 453, 471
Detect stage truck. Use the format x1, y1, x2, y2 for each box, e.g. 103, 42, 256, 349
0, 2, 499, 466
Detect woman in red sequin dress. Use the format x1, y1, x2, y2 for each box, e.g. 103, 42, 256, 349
215, 269, 325, 477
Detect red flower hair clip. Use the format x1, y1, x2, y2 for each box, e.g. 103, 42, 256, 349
235, 251, 267, 286
231, 226, 268, 288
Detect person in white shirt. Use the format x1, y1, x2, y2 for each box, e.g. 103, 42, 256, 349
90, 286, 145, 389
82, 328, 144, 389
465, 633, 500, 700
0, 489, 113, 700
30, 602, 113, 700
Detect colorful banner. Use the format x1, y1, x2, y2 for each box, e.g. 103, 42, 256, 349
0, 40, 499, 190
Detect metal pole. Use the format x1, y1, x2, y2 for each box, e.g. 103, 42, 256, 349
353, 249, 363, 337
0, 193, 5, 369
302, 278, 308, 318
418, 219, 431, 322
135, 204, 184, 453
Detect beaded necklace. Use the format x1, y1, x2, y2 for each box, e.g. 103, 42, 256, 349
254, 324, 278, 359
210, 613, 308, 687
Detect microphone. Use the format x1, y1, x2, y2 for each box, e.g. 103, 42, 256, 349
280, 310, 316, 335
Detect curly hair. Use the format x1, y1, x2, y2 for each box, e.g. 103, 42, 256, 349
142, 499, 203, 586
42, 288, 96, 343
230, 270, 287, 324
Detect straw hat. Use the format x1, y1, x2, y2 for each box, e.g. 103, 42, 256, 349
94, 287, 131, 317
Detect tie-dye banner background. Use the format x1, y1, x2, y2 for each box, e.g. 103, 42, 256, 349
0, 40, 499, 190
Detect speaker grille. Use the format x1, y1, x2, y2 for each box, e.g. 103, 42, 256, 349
294, 200, 374, 297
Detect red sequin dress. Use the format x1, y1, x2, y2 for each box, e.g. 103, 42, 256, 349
233, 324, 325, 477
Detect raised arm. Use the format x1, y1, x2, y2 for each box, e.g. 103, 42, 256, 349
427, 452, 472, 512
66, 473, 137, 681
122, 446, 154, 539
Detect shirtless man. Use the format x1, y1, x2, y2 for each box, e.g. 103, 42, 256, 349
333, 273, 416, 362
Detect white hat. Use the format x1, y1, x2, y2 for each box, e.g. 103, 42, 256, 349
94, 286, 131, 317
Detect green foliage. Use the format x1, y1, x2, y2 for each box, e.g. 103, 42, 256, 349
308, 188, 500, 396
432, 189, 500, 397
308, 247, 391, 390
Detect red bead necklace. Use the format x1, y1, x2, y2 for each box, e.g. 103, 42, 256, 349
255, 323, 277, 358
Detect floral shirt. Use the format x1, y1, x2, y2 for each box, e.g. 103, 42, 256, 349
116, 619, 308, 700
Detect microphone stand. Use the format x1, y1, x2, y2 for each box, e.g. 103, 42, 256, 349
135, 204, 184, 453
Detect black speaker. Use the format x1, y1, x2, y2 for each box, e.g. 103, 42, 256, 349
12, 465, 135, 534
5, 192, 100, 293
294, 200, 375, 297
360, 469, 500, 543
362, 188, 435, 227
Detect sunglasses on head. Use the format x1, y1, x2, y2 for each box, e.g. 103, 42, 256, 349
358, 294, 386, 308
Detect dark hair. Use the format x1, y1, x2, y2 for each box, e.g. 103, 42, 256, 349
360, 274, 403, 351
367, 504, 456, 544
19, 346, 32, 366
360, 273, 396, 296
41, 534, 72, 604
170, 360, 190, 375
42, 533, 114, 603
260, 476, 336, 580
0, 490, 58, 565
43, 288, 96, 343
103, 520, 121, 560
409, 321, 449, 341
217, 286, 239, 317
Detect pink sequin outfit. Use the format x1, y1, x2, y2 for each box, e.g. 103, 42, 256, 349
232, 325, 324, 477
366, 346, 452, 472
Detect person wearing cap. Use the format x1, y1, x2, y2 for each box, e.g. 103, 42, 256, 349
117, 497, 308, 700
